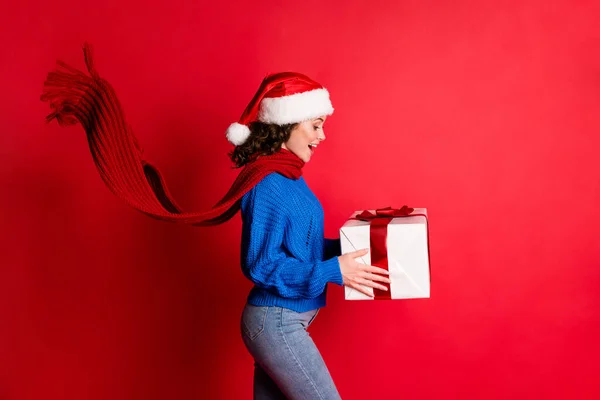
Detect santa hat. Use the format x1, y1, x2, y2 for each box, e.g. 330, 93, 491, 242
225, 72, 334, 146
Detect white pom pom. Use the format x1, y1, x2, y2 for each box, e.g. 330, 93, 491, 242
225, 122, 251, 146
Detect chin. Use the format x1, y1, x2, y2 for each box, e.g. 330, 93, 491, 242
288, 149, 312, 162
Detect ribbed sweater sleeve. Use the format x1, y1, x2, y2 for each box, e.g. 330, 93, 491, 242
241, 176, 343, 299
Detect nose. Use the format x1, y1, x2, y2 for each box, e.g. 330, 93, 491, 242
318, 132, 326, 141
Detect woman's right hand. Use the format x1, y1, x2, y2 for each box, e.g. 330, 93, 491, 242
338, 248, 391, 297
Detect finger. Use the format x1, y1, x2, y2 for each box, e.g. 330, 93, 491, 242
359, 272, 392, 284
364, 265, 390, 275
350, 248, 369, 257
355, 277, 388, 291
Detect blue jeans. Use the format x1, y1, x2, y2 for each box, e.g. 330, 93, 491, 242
240, 304, 342, 400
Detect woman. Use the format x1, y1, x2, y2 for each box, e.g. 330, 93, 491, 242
227, 73, 391, 399
41, 44, 390, 399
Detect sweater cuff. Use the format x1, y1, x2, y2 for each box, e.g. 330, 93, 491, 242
321, 256, 344, 286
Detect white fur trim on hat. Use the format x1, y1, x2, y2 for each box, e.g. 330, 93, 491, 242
226, 122, 251, 146
257, 88, 334, 125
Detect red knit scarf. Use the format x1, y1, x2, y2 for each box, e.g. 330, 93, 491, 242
40, 43, 304, 226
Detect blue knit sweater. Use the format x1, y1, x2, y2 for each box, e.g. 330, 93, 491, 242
240, 172, 343, 312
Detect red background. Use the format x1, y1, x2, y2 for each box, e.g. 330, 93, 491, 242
2, 1, 600, 399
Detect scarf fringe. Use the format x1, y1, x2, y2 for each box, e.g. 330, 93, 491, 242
40, 43, 304, 226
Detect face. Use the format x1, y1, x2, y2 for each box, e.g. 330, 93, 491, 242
281, 116, 327, 162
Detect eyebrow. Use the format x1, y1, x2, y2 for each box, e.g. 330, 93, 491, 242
314, 118, 324, 122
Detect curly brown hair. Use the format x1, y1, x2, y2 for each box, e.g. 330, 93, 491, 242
228, 121, 298, 168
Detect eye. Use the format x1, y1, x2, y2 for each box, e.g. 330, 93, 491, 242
314, 126, 322, 131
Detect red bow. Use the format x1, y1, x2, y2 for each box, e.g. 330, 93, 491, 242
354, 206, 415, 221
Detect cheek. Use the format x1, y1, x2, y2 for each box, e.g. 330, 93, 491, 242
287, 132, 304, 149
288, 125, 315, 147
306, 127, 318, 141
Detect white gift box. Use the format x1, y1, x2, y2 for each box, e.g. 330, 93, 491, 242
339, 208, 430, 300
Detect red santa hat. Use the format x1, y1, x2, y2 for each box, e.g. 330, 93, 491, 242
226, 72, 334, 146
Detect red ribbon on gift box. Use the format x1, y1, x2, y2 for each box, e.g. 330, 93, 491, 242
352, 206, 430, 300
